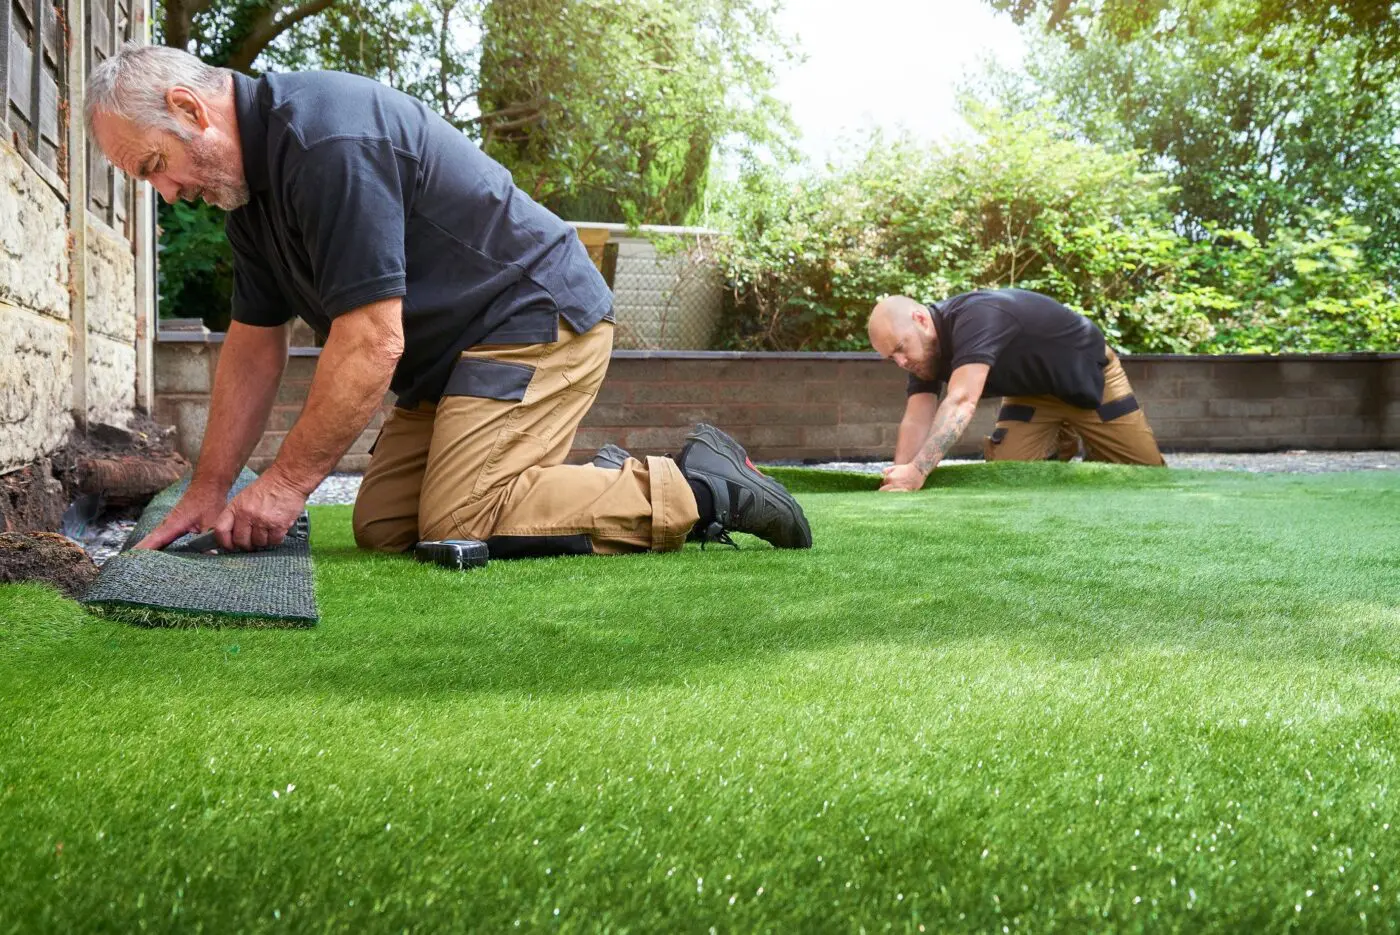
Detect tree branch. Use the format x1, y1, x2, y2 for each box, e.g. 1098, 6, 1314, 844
161, 0, 217, 51
225, 0, 341, 73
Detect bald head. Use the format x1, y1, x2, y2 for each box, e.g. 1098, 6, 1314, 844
868, 295, 939, 379
868, 295, 927, 344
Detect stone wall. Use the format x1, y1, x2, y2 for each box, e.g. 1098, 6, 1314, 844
0, 139, 143, 475
0, 142, 74, 469
86, 219, 139, 426
153, 336, 1398, 470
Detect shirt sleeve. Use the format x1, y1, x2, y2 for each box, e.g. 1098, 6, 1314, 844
286, 138, 409, 319
906, 373, 942, 397
949, 302, 1022, 369
226, 210, 293, 327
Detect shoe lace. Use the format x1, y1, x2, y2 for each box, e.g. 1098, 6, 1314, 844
697, 520, 739, 551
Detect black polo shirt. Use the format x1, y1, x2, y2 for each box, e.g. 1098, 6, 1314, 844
227, 71, 613, 408
906, 289, 1108, 408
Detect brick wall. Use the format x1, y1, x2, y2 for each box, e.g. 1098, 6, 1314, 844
153, 337, 1399, 470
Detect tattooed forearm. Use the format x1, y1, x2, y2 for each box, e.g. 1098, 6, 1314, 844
912, 402, 975, 475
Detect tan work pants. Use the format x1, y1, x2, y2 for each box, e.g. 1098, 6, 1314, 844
352, 321, 699, 555
984, 349, 1166, 466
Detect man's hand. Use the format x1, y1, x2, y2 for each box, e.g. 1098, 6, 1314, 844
134, 484, 230, 550
880, 462, 928, 492
211, 470, 309, 552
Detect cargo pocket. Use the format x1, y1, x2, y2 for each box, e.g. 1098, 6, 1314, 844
996, 404, 1035, 422
442, 357, 536, 401
1096, 394, 1140, 422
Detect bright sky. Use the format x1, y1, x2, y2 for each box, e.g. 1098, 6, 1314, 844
774, 0, 1026, 164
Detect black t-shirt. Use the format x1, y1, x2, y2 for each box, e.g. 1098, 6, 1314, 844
227, 71, 613, 408
905, 289, 1108, 408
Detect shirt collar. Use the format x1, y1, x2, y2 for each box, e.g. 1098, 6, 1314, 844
232, 72, 270, 193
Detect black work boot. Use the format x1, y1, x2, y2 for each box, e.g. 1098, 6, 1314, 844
676, 423, 813, 549
591, 443, 632, 470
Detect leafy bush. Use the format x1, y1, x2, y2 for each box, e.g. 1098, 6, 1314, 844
157, 201, 234, 331
712, 109, 1400, 354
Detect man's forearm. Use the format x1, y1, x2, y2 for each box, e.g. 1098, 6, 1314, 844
192, 327, 288, 493
266, 334, 398, 496
911, 399, 977, 475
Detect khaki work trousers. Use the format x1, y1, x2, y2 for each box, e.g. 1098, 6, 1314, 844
983, 350, 1166, 466
352, 321, 699, 555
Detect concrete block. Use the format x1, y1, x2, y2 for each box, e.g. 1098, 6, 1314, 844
732, 425, 804, 449
87, 333, 136, 426
748, 405, 831, 426
608, 359, 667, 382
630, 381, 717, 404
155, 344, 214, 394
665, 358, 752, 382
1305, 415, 1379, 440
623, 427, 689, 452
1147, 398, 1209, 420
1384, 362, 1400, 395
1211, 362, 1285, 398
172, 399, 211, 461
1310, 379, 1371, 400
276, 380, 313, 406
714, 381, 767, 403
284, 357, 320, 382
802, 381, 847, 406
1136, 378, 1180, 401
0, 304, 72, 469
839, 399, 907, 424
570, 428, 617, 451
594, 380, 631, 405
583, 404, 707, 428
803, 423, 885, 450
86, 220, 137, 343
268, 407, 305, 432
251, 433, 284, 460
1207, 398, 1276, 419
814, 378, 881, 404
0, 144, 69, 320
348, 427, 379, 454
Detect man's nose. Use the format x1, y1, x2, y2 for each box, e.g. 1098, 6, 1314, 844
152, 176, 179, 204
893, 354, 908, 369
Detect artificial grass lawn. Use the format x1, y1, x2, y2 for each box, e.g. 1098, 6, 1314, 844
2, 462, 1398, 932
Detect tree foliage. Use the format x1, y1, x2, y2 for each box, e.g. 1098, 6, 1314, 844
977, 0, 1400, 274
476, 0, 793, 224
152, 0, 794, 322
261, 0, 793, 223
713, 109, 1400, 354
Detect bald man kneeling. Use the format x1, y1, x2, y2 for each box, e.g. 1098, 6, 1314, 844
868, 290, 1165, 492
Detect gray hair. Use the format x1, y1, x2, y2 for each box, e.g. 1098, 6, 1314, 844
85, 42, 232, 139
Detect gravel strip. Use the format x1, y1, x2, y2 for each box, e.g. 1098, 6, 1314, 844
805, 450, 1400, 475
308, 473, 366, 505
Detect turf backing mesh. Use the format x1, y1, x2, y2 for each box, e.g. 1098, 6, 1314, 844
82, 469, 319, 627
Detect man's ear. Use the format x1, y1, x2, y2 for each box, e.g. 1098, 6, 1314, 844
910, 306, 930, 330
166, 86, 209, 131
